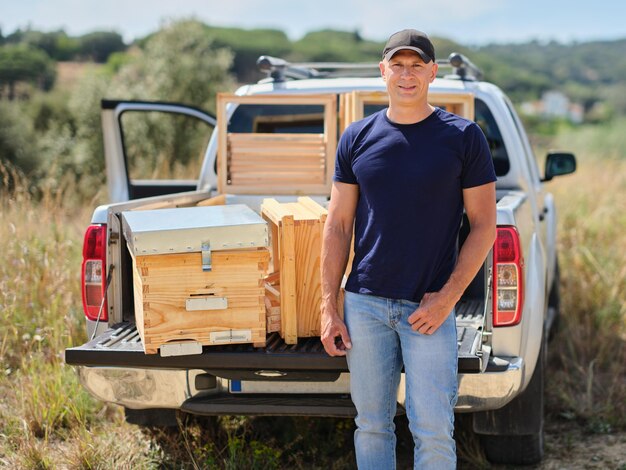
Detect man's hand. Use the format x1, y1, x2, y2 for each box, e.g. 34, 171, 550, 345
321, 312, 352, 356
408, 291, 456, 335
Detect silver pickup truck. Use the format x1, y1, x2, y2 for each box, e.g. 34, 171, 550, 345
65, 54, 576, 465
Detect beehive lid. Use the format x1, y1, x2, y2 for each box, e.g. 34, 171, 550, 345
122, 204, 268, 256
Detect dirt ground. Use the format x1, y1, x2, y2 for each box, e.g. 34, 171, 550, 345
538, 421, 626, 470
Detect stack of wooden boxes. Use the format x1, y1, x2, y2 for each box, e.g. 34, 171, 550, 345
122, 204, 270, 355
261, 197, 329, 344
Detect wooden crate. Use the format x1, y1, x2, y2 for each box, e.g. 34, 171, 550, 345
345, 90, 475, 123
216, 93, 337, 195
261, 197, 328, 344
131, 247, 270, 354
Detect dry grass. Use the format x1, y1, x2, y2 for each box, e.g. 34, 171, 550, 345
546, 157, 626, 431
0, 163, 134, 467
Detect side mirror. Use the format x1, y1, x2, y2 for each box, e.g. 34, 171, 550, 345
542, 152, 576, 182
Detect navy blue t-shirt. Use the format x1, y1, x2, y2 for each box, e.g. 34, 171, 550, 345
334, 107, 497, 302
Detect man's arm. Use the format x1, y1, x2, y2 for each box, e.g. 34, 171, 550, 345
320, 181, 359, 356
409, 182, 497, 334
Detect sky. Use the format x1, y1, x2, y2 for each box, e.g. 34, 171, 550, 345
2, 0, 625, 46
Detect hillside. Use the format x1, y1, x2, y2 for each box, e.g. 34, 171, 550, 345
3, 24, 625, 116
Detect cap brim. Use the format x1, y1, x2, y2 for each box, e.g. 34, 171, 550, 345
383, 46, 432, 63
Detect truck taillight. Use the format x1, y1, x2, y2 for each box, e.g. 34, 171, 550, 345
81, 224, 108, 321
493, 226, 524, 327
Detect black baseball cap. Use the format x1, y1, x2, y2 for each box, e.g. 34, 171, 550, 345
382, 29, 435, 63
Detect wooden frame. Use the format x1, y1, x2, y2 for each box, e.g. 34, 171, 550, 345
217, 93, 337, 195
346, 90, 475, 125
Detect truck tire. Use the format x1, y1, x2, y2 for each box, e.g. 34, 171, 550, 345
474, 342, 545, 465
480, 431, 544, 466
124, 407, 179, 428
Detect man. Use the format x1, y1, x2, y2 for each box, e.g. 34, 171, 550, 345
320, 29, 497, 469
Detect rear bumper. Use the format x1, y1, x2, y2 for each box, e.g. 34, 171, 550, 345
456, 357, 523, 411
76, 357, 523, 415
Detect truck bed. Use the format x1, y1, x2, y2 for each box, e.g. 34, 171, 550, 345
65, 299, 489, 373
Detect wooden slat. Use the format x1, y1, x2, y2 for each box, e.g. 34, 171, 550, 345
231, 175, 324, 182
218, 93, 337, 106
230, 166, 325, 175
292, 215, 323, 337
230, 166, 324, 174
229, 159, 324, 168
279, 214, 298, 344
196, 194, 226, 207
230, 173, 325, 182
261, 198, 289, 225
324, 97, 337, 195
228, 183, 331, 195
231, 175, 325, 185
297, 196, 328, 220
231, 148, 325, 157
264, 282, 280, 299
229, 133, 324, 144
228, 155, 324, 165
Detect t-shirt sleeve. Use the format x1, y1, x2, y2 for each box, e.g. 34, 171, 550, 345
461, 122, 497, 189
333, 127, 358, 184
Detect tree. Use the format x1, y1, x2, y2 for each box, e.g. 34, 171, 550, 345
204, 26, 292, 82
20, 29, 80, 61
292, 29, 382, 63
109, 19, 234, 110
0, 44, 55, 99
78, 31, 126, 62
65, 19, 235, 188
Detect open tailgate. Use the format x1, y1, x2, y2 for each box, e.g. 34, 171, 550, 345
65, 299, 489, 373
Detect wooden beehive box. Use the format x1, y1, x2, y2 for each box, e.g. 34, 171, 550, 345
261, 197, 328, 344
122, 204, 270, 355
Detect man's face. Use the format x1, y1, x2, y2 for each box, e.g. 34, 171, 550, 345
379, 50, 438, 105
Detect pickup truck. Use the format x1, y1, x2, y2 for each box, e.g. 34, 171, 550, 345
65, 54, 576, 465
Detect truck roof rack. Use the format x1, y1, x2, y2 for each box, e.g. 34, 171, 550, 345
441, 53, 484, 81
256, 53, 483, 83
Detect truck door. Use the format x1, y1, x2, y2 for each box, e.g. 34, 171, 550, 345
101, 100, 216, 202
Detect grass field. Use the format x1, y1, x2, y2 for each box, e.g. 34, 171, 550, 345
0, 120, 624, 468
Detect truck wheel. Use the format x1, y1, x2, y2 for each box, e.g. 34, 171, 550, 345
124, 407, 179, 428
481, 432, 543, 465
475, 342, 545, 465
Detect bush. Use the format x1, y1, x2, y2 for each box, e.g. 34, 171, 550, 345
0, 101, 39, 175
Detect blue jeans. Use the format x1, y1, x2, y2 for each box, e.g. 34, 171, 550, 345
344, 290, 458, 470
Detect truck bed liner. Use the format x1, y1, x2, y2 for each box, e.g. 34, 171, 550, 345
65, 299, 488, 373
